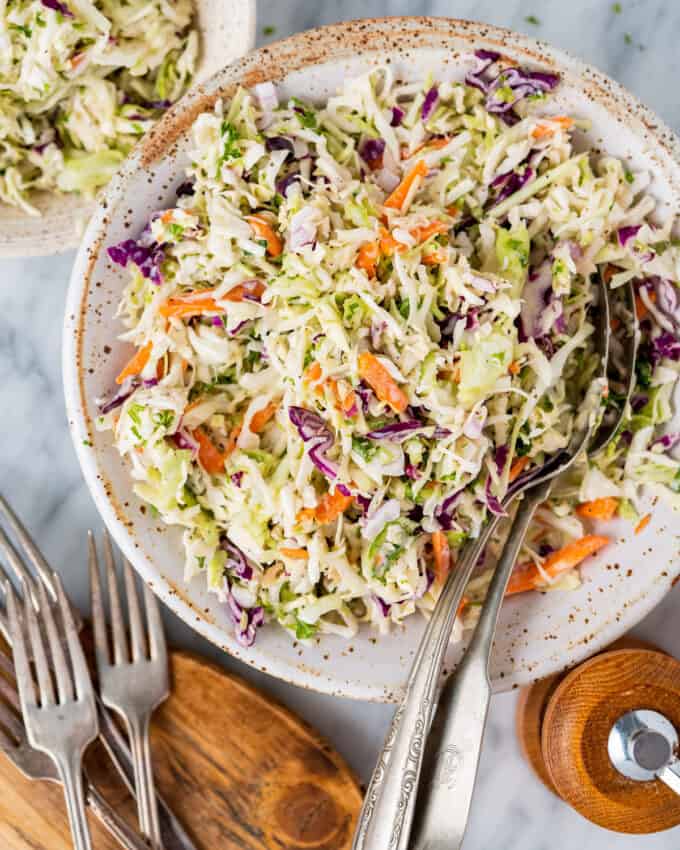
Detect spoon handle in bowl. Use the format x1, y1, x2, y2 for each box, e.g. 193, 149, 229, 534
352, 516, 501, 850
410, 481, 551, 850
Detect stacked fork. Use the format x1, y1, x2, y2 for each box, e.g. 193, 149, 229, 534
0, 494, 184, 850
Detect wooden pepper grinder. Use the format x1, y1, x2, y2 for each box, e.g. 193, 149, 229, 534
516, 639, 680, 833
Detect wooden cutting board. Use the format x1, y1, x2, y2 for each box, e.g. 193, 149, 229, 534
0, 650, 362, 850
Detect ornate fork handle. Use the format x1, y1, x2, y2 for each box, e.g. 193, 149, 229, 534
352, 517, 501, 850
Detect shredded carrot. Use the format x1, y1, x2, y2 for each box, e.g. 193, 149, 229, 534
192, 428, 227, 475
576, 497, 620, 521
508, 360, 521, 376
411, 220, 450, 243
603, 264, 618, 284
70, 52, 87, 70
358, 352, 408, 413
635, 513, 651, 535
280, 547, 309, 560
446, 204, 459, 218
115, 341, 152, 385
432, 531, 451, 584
405, 137, 452, 159
422, 248, 449, 266
246, 214, 283, 257
223, 424, 242, 457
300, 488, 353, 524
635, 288, 656, 320
506, 534, 610, 596
509, 456, 529, 482
378, 227, 406, 257
610, 317, 621, 332
249, 401, 278, 434
531, 116, 574, 139
304, 362, 322, 383
457, 595, 469, 618
384, 159, 428, 211
159, 280, 263, 319
223, 280, 265, 302
356, 240, 381, 277
161, 210, 175, 224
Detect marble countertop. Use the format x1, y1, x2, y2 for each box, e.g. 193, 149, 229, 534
2, 1, 679, 847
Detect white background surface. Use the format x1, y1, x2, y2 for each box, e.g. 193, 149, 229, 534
2, 1, 680, 847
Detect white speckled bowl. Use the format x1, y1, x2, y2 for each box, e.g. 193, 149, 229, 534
0, 0, 257, 258
63, 18, 680, 701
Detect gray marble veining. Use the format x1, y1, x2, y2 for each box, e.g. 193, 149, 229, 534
1, 2, 679, 847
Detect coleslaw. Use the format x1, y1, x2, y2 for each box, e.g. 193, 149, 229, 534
99, 54, 680, 647
0, 0, 198, 214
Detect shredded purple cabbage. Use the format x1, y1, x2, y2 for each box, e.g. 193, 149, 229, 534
374, 595, 391, 617
651, 432, 680, 451
391, 106, 405, 127
226, 591, 264, 647
231, 471, 244, 488
421, 86, 439, 121
360, 138, 386, 168
495, 444, 509, 475
173, 429, 199, 454
435, 489, 463, 531
276, 170, 301, 197
96, 377, 138, 414
618, 224, 641, 247
466, 51, 560, 125
107, 236, 165, 285
492, 166, 534, 205
41, 0, 73, 17
266, 136, 295, 157
405, 463, 421, 480
485, 477, 508, 517
652, 331, 680, 362
289, 406, 338, 480
365, 420, 423, 442
176, 180, 195, 197
222, 538, 254, 581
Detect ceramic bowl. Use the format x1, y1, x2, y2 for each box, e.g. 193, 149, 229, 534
63, 17, 680, 701
0, 0, 256, 258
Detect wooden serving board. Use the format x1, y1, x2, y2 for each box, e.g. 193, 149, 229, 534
0, 651, 362, 850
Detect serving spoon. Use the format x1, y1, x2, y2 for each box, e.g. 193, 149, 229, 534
353, 277, 637, 850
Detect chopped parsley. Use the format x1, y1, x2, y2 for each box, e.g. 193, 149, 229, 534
262, 25, 276, 36
525, 15, 541, 25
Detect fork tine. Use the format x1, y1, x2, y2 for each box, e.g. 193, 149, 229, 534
123, 560, 146, 662
37, 582, 74, 705
0, 526, 40, 610
103, 531, 128, 665
3, 581, 36, 710
88, 532, 110, 670
0, 494, 57, 602
53, 574, 92, 702
22, 582, 55, 708
143, 582, 166, 663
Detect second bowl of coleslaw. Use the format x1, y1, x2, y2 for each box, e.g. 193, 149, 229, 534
64, 17, 680, 701
0, 0, 256, 258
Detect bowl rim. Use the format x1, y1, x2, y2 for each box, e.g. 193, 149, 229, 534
63, 15, 680, 702
0, 0, 257, 259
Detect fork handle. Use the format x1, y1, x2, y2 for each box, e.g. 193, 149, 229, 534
352, 516, 501, 850
410, 483, 550, 849
128, 712, 162, 849
55, 752, 92, 850
86, 782, 151, 850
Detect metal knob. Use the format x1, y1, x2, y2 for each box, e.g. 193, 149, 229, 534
608, 709, 680, 793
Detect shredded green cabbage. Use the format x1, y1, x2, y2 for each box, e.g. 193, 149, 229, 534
98, 62, 680, 645
0, 0, 198, 214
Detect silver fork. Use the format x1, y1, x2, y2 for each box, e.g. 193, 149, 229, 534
90, 531, 169, 849
0, 645, 150, 850
3, 573, 98, 850
0, 493, 198, 850
353, 278, 632, 850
